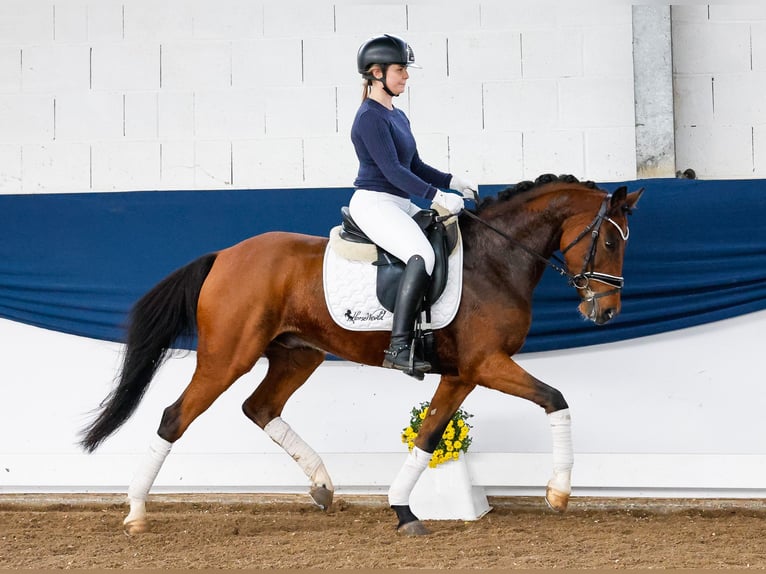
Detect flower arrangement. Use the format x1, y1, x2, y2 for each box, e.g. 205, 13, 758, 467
401, 401, 473, 468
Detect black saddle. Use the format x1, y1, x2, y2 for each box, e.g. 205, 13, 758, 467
339, 206, 459, 313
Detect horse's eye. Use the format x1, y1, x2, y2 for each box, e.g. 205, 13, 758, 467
604, 238, 616, 249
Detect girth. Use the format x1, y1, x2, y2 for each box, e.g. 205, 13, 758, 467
339, 206, 458, 312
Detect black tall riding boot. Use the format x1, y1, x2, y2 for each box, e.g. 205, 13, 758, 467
382, 255, 432, 376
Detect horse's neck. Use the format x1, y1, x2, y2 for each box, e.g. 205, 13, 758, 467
463, 190, 579, 292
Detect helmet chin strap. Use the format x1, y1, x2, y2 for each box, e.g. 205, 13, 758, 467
368, 64, 398, 98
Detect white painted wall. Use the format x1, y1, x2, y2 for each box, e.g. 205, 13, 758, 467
0, 1, 639, 193
2, 311, 764, 497
673, 5, 766, 178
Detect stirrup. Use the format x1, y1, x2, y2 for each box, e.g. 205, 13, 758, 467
382, 345, 431, 377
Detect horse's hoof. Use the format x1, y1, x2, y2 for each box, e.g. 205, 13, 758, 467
397, 520, 430, 536
545, 485, 569, 513
309, 485, 334, 510
123, 518, 148, 536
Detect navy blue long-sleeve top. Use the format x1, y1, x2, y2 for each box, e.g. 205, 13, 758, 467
351, 98, 451, 200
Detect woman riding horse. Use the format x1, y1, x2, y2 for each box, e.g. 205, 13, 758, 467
80, 173, 642, 536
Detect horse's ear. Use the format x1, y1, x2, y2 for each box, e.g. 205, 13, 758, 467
610, 186, 628, 205
624, 187, 644, 213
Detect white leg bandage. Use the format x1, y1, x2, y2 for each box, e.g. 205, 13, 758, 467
548, 408, 574, 493
125, 434, 172, 525
388, 446, 431, 506
264, 417, 333, 490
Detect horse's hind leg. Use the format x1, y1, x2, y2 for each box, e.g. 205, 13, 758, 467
123, 338, 267, 534
242, 344, 333, 509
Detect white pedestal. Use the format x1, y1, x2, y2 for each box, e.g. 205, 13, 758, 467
409, 456, 492, 520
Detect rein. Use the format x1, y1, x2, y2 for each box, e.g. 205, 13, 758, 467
459, 193, 627, 299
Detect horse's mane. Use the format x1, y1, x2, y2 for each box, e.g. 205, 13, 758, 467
475, 173, 598, 212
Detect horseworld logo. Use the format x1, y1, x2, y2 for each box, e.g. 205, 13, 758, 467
344, 308, 387, 324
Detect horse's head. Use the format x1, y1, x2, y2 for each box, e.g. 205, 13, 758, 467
559, 185, 644, 325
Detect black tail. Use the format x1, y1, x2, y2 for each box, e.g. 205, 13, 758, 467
79, 253, 218, 452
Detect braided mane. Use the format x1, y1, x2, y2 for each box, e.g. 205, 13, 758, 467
475, 173, 598, 212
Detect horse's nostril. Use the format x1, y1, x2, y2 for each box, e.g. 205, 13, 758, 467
604, 308, 616, 321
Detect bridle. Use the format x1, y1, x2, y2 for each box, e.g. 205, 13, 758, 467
460, 193, 629, 302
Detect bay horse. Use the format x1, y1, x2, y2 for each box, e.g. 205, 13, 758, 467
80, 174, 643, 536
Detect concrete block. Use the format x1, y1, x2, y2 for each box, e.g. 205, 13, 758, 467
483, 80, 558, 131
54, 0, 88, 43
21, 45, 90, 93
337, 85, 364, 137
675, 125, 754, 178
125, 93, 158, 140
0, 144, 22, 194
479, 3, 558, 31
0, 1, 52, 45
194, 140, 232, 188
188, 0, 263, 39
673, 75, 713, 128
233, 38, 303, 88
21, 143, 90, 193
709, 5, 766, 22
713, 73, 766, 125
303, 135, 357, 187
409, 82, 482, 134
750, 23, 766, 72
91, 141, 161, 191
409, 132, 449, 175
195, 89, 265, 139
55, 92, 123, 141
415, 34, 450, 83
158, 92, 195, 140
86, 0, 124, 42
672, 22, 751, 75
408, 3, 481, 33
0, 48, 21, 93
160, 141, 195, 190
559, 77, 635, 128
522, 29, 583, 80
92, 43, 160, 91
522, 130, 585, 180
303, 35, 361, 87
263, 86, 336, 137
123, 0, 193, 42
0, 94, 53, 143
232, 138, 303, 189
263, 3, 335, 37
670, 6, 710, 23
558, 4, 632, 27
584, 128, 637, 181
583, 24, 634, 78
447, 32, 521, 82
447, 131, 523, 187
161, 42, 231, 90
334, 5, 407, 34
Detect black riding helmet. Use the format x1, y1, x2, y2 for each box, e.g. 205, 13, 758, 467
357, 34, 420, 96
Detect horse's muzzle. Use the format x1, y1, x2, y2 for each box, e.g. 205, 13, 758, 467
578, 289, 621, 325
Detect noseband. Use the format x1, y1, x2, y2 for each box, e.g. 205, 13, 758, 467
461, 193, 628, 301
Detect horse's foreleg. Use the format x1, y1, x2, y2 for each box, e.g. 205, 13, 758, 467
389, 376, 475, 535
475, 354, 573, 512
242, 345, 334, 509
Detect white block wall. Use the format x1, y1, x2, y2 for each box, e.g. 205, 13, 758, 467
673, 5, 766, 178
0, 0, 639, 194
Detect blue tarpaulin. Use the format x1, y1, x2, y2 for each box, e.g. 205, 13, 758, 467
1, 178, 764, 352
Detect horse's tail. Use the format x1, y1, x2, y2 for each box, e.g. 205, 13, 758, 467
79, 252, 218, 452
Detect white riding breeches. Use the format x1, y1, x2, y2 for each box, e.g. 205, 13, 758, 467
349, 189, 435, 275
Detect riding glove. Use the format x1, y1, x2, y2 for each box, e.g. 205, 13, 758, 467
433, 190, 464, 214
449, 174, 479, 201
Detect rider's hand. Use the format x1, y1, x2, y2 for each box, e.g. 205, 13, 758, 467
449, 174, 479, 201
433, 190, 464, 215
